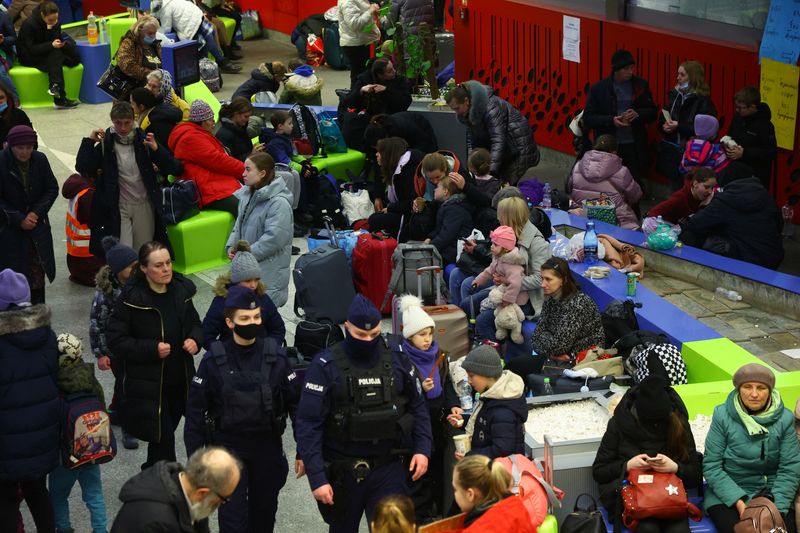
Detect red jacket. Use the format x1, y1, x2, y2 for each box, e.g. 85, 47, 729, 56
647, 179, 705, 224
446, 496, 536, 533
168, 122, 244, 207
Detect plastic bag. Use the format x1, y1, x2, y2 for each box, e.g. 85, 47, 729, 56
550, 231, 572, 260
568, 232, 606, 262
646, 224, 680, 250
456, 228, 486, 262
341, 189, 374, 224
253, 91, 278, 104
305, 34, 324, 67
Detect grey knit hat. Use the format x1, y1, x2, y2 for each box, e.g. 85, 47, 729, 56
230, 250, 261, 283
733, 363, 775, 391
461, 345, 503, 378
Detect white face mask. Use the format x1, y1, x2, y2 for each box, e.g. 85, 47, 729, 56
677, 81, 689, 90
189, 494, 218, 522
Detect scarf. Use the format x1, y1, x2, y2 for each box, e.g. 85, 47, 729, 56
158, 69, 175, 104
734, 390, 781, 436
403, 340, 442, 399
110, 126, 136, 145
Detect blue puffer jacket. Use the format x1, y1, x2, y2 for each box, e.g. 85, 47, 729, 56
0, 304, 60, 481
467, 370, 527, 459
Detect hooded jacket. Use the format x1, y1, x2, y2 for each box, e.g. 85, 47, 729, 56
703, 389, 800, 513
107, 271, 203, 442
215, 118, 254, 162
453, 495, 537, 533
139, 102, 183, 150
568, 150, 643, 229
76, 127, 183, 256
337, 0, 382, 47
662, 88, 717, 146
0, 148, 58, 282
458, 81, 539, 185
232, 64, 282, 101
592, 384, 701, 512
647, 178, 708, 225
390, 0, 435, 31
279, 68, 324, 106
0, 304, 60, 482
58, 361, 106, 408
531, 292, 604, 358
117, 30, 163, 84
201, 272, 286, 350
225, 180, 294, 308
473, 247, 529, 306
428, 193, 473, 265
110, 461, 210, 533
466, 370, 527, 458
259, 127, 295, 166
90, 265, 123, 360
681, 177, 783, 269
168, 122, 244, 208
152, 0, 203, 41
726, 103, 778, 186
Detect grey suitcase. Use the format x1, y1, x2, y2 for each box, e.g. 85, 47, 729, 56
293, 217, 355, 324
381, 244, 443, 308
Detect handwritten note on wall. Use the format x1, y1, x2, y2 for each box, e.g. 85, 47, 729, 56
760, 58, 800, 150
759, 0, 800, 64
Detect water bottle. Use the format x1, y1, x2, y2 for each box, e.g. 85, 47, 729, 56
782, 203, 795, 238
541, 183, 552, 209
87, 12, 98, 45
458, 378, 473, 414
583, 221, 598, 264
99, 17, 108, 44
715, 287, 742, 301
543, 377, 554, 395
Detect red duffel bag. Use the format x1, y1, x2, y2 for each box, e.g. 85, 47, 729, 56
621, 470, 703, 530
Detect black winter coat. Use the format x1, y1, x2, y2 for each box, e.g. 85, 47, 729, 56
107, 271, 203, 442
390, 0, 435, 31
429, 193, 473, 265
583, 75, 657, 165
75, 128, 183, 257
662, 89, 717, 146
384, 148, 425, 215
592, 385, 701, 513
341, 70, 412, 116
110, 461, 210, 533
379, 111, 438, 153
458, 80, 539, 185
467, 373, 527, 459
141, 103, 183, 150
16, 4, 60, 62
215, 118, 253, 162
231, 67, 281, 101
681, 177, 784, 269
0, 148, 58, 282
0, 108, 33, 146
726, 103, 777, 186
0, 304, 60, 482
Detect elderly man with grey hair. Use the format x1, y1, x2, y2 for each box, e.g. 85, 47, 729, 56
110, 447, 241, 533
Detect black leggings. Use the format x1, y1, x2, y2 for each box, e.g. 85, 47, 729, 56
0, 478, 55, 532
707, 504, 797, 533
343, 45, 372, 87
634, 518, 690, 533
204, 195, 240, 217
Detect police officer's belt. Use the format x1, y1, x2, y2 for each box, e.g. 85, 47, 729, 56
327, 451, 401, 483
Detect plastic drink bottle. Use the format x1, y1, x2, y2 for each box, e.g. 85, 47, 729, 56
87, 12, 98, 45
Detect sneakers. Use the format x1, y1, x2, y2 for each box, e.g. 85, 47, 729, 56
122, 429, 139, 450
54, 98, 80, 109
219, 60, 242, 74
48, 83, 60, 96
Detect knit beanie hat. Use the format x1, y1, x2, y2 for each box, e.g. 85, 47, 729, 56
0, 268, 31, 311
461, 345, 503, 378
399, 295, 435, 339
490, 225, 517, 251
188, 100, 215, 123
611, 49, 635, 72
6, 125, 37, 148
57, 333, 83, 367
230, 244, 261, 284
634, 375, 672, 423
347, 294, 382, 331
733, 363, 775, 391
694, 114, 719, 141
102, 236, 138, 276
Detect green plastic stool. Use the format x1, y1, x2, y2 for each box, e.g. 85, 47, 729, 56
10, 64, 84, 108
183, 81, 221, 119
538, 514, 558, 533
219, 16, 236, 45
108, 17, 137, 57
293, 149, 366, 181
166, 210, 234, 274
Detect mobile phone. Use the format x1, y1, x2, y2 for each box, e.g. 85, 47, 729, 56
60, 33, 71, 41
646, 456, 658, 462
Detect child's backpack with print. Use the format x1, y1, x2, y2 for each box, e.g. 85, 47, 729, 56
290, 104, 323, 156
199, 58, 222, 93
62, 392, 117, 468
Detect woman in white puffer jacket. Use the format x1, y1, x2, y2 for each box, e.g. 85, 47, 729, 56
338, 0, 385, 85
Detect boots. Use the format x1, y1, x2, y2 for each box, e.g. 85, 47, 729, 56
223, 45, 243, 61
219, 59, 242, 74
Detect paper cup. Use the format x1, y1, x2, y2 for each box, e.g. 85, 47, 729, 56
453, 434, 471, 455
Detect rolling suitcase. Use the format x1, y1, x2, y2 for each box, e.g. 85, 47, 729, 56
352, 232, 397, 314
393, 266, 470, 359
381, 244, 443, 309
293, 217, 355, 324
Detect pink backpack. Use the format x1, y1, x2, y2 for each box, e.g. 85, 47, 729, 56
496, 454, 564, 526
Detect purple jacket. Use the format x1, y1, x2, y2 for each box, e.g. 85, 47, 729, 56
568, 150, 642, 229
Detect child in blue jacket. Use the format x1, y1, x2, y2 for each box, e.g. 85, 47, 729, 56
424, 173, 473, 265
260, 110, 296, 165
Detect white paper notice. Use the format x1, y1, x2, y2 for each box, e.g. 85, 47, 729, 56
563, 15, 580, 63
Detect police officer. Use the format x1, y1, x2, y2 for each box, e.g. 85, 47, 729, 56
184, 285, 301, 533
296, 294, 433, 532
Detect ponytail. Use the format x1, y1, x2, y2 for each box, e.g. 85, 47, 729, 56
454, 455, 511, 504
372, 495, 416, 533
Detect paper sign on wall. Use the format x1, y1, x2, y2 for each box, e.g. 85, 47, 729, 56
759, 0, 800, 64
760, 57, 800, 150
562, 15, 580, 63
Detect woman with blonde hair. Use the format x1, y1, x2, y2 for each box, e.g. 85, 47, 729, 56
371, 495, 416, 533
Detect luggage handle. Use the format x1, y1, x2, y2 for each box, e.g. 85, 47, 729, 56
416, 265, 443, 305
322, 215, 338, 247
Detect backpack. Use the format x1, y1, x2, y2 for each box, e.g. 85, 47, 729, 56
290, 104, 323, 156
628, 342, 687, 386
496, 454, 564, 527
601, 299, 642, 348
199, 58, 222, 92
302, 162, 346, 228
62, 392, 117, 469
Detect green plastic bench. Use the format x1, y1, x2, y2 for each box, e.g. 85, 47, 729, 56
10, 64, 84, 108
166, 210, 234, 274
293, 148, 366, 181
183, 80, 221, 119
108, 17, 137, 57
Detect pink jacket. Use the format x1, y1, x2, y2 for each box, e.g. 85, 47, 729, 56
473, 247, 529, 306
568, 150, 643, 229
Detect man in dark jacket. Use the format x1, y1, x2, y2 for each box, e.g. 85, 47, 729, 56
724, 86, 778, 189
111, 447, 241, 533
681, 162, 784, 269
583, 49, 657, 188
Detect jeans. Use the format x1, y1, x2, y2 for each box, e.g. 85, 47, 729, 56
49, 464, 107, 533
196, 23, 225, 62
458, 283, 492, 319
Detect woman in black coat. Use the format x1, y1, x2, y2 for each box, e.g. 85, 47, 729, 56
130, 87, 182, 150
592, 375, 701, 533
215, 96, 257, 162
107, 241, 203, 469
0, 125, 58, 304
368, 136, 424, 241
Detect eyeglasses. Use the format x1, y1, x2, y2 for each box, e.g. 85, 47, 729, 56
211, 489, 231, 505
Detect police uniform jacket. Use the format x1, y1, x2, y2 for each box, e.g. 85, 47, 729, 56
296, 340, 433, 490
184, 336, 300, 455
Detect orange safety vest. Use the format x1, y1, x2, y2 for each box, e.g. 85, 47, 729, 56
66, 188, 93, 258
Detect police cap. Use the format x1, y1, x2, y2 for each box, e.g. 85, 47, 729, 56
224, 285, 259, 310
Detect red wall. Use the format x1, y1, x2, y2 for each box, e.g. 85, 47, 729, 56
237, 0, 333, 35
453, 0, 799, 216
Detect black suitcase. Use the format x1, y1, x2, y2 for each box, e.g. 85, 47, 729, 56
293, 217, 355, 324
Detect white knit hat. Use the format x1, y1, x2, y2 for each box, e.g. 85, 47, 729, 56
400, 295, 435, 339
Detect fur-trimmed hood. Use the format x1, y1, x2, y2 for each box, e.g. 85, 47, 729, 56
498, 247, 527, 266
463, 80, 492, 127
212, 271, 267, 298
95, 265, 118, 295
0, 304, 51, 340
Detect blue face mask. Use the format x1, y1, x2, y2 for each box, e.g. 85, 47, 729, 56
143, 35, 156, 45
0, 102, 7, 113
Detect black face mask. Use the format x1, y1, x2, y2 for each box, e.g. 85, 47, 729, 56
233, 323, 261, 341
344, 331, 381, 360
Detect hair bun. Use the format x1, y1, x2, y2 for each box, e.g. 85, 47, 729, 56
233, 240, 251, 253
